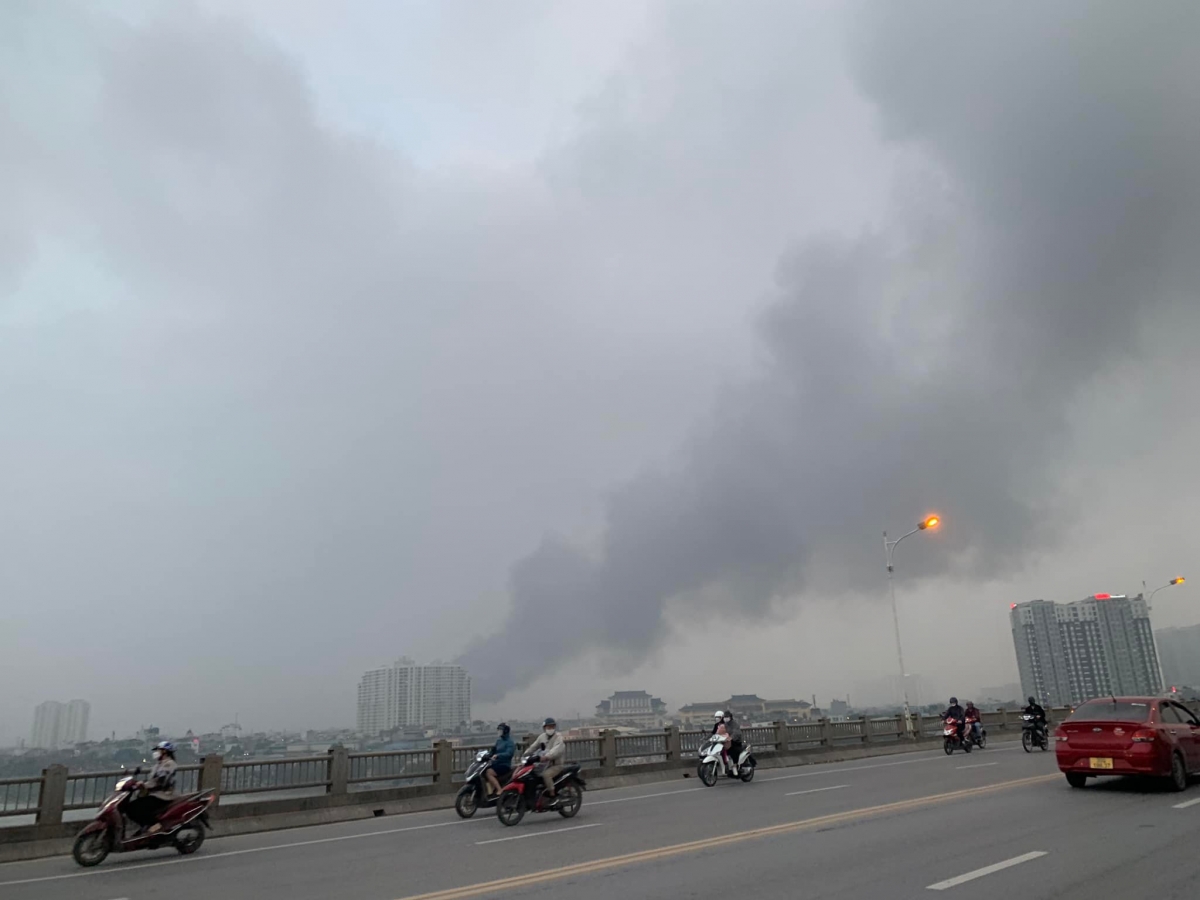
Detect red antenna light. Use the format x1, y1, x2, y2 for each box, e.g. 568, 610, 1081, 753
1094, 593, 1112, 600
1010, 603, 1017, 610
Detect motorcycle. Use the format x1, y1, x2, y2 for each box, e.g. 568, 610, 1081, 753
697, 733, 757, 786
455, 749, 507, 818
72, 769, 215, 867
965, 717, 987, 750
942, 718, 972, 755
1021, 714, 1049, 752
495, 754, 586, 826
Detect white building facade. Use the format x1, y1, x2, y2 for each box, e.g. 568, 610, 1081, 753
356, 658, 471, 735
31, 699, 90, 749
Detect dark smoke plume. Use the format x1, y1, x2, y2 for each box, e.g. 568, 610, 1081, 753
461, 0, 1200, 701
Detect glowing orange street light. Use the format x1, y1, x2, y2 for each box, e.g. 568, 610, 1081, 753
883, 513, 945, 737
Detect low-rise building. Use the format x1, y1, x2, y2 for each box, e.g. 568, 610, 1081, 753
595, 691, 668, 728
677, 695, 813, 727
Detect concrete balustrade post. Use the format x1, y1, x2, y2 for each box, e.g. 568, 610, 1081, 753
328, 745, 349, 795
774, 721, 789, 754
199, 754, 224, 806
998, 708, 1008, 731
860, 715, 873, 744
819, 717, 833, 747
601, 730, 619, 775
36, 765, 68, 826
434, 741, 453, 786
666, 726, 681, 762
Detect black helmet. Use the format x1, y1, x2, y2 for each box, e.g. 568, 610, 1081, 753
498, 722, 510, 736
1028, 696, 1036, 705
542, 717, 556, 728
949, 697, 958, 705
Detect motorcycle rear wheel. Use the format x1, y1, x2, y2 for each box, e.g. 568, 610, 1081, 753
698, 760, 718, 787
556, 783, 583, 818
739, 766, 755, 783
175, 823, 205, 855
72, 830, 110, 867
496, 791, 525, 826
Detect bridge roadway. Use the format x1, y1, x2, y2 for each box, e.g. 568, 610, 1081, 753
2, 744, 1198, 900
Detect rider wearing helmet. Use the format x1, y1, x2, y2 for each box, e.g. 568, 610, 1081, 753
485, 723, 515, 797
524, 718, 566, 799
1023, 695, 1047, 740
711, 710, 744, 773
128, 741, 178, 833
942, 697, 966, 742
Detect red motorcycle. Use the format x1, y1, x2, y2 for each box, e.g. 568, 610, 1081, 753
495, 754, 586, 826
72, 769, 215, 867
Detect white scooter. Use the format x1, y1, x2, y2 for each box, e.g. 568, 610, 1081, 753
697, 733, 756, 786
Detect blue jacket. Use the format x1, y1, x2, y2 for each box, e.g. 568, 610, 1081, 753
492, 735, 515, 768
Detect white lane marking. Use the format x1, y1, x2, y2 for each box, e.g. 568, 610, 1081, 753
1172, 797, 1200, 809
926, 851, 1047, 890
0, 817, 490, 887
762, 745, 1020, 783
474, 823, 601, 846
956, 763, 998, 770
785, 784, 848, 797
591, 787, 705, 805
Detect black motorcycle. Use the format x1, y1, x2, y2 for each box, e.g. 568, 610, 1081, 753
1021, 714, 1048, 752
455, 749, 506, 818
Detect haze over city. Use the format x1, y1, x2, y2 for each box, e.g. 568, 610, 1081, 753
3, 0, 1199, 746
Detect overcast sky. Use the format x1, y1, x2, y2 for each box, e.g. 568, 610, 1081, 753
3, 0, 1198, 743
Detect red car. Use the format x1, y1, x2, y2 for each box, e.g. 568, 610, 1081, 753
1055, 696, 1200, 790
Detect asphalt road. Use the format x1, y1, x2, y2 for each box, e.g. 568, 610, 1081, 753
2, 742, 1198, 900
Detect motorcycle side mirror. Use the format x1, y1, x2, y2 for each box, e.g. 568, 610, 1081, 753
134, 767, 142, 775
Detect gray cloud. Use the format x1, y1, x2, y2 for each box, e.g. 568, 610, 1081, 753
461, 0, 1200, 701
2, 0, 1196, 738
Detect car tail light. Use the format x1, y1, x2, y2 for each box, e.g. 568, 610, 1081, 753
1131, 729, 1157, 743
1055, 730, 1068, 742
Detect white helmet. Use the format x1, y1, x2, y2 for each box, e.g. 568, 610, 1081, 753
713, 711, 725, 721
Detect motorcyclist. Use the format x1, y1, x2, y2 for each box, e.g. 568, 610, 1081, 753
485, 723, 515, 798
524, 717, 566, 800
964, 701, 982, 742
127, 741, 177, 834
712, 711, 743, 774
1023, 696, 1047, 741
942, 698, 966, 742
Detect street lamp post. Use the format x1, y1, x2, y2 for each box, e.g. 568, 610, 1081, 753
884, 515, 940, 738
1142, 577, 1185, 692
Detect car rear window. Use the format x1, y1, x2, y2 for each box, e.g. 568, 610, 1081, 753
1067, 701, 1151, 722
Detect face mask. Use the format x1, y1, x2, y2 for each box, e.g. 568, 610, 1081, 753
544, 728, 555, 737
152, 752, 162, 761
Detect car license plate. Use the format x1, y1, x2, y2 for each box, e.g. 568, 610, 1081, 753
1089, 757, 1114, 770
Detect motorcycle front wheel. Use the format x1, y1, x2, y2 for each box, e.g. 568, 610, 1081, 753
72, 830, 110, 867
496, 791, 525, 826
1022, 730, 1033, 753
175, 823, 205, 855
698, 760, 718, 787
943, 738, 954, 756
455, 785, 480, 819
